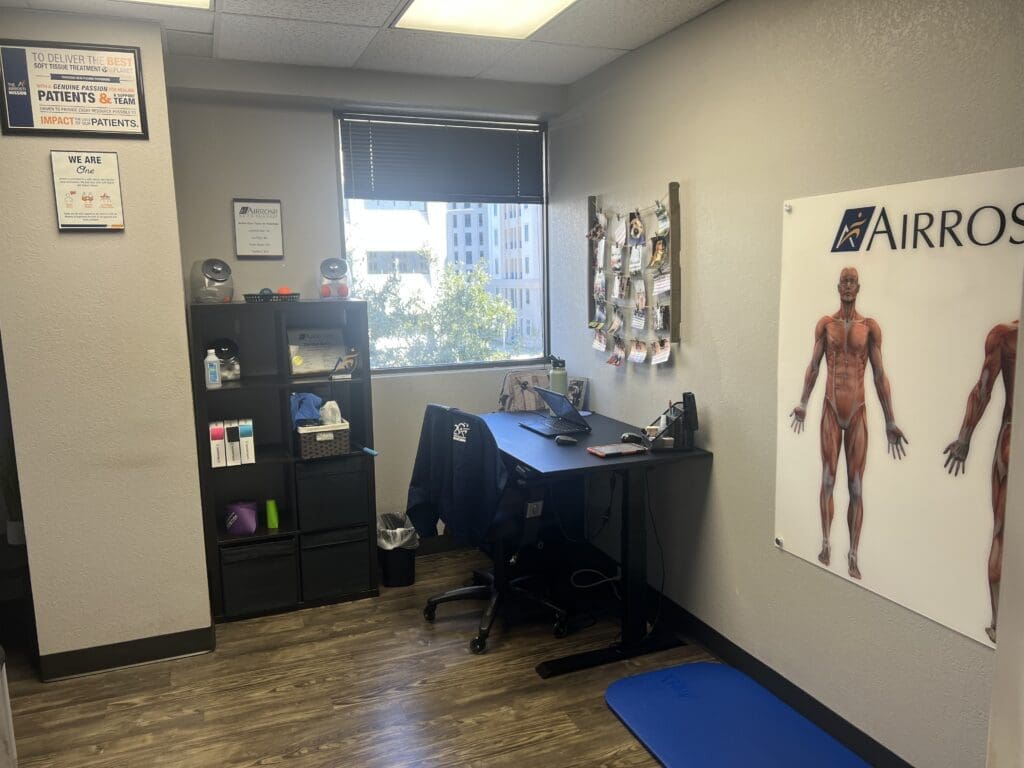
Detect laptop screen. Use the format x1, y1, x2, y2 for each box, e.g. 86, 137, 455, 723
533, 386, 587, 426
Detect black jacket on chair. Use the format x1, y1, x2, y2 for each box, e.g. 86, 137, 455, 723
406, 405, 508, 546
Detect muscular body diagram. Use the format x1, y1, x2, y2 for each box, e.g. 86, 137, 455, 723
790, 267, 908, 579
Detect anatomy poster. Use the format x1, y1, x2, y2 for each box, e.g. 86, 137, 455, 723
775, 167, 1024, 647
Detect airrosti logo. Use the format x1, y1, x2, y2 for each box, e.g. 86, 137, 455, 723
831, 207, 876, 252
237, 206, 278, 217
6, 80, 27, 97
830, 202, 1024, 252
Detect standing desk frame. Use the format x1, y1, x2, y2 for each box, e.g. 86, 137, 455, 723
480, 411, 712, 677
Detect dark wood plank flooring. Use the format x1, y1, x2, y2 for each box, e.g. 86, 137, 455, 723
8, 550, 713, 767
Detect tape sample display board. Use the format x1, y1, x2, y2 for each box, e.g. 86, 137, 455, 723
775, 167, 1024, 647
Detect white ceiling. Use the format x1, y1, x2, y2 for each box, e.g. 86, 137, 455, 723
1, 0, 726, 85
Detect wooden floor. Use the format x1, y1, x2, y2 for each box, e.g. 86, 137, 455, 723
8, 551, 713, 767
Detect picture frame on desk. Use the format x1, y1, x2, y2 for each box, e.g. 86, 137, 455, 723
567, 377, 588, 411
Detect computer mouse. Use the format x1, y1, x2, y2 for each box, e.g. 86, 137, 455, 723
555, 435, 577, 446
620, 432, 645, 444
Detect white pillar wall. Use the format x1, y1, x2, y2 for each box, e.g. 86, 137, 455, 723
0, 10, 210, 657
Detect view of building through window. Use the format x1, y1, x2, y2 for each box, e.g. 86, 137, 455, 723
344, 200, 545, 369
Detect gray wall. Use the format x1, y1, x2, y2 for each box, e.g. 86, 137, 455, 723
0, 11, 210, 655
547, 0, 1022, 765
168, 82, 555, 516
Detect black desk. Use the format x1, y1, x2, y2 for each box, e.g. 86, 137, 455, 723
480, 411, 712, 678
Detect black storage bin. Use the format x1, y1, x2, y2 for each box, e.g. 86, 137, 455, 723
296, 458, 369, 532
378, 547, 415, 587
220, 539, 298, 618
300, 526, 371, 602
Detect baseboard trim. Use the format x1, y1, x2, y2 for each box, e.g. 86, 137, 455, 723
654, 595, 912, 768
39, 626, 215, 682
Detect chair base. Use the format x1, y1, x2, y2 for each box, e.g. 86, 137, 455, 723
424, 570, 568, 654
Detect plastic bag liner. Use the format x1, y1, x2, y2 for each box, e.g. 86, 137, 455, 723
377, 511, 419, 550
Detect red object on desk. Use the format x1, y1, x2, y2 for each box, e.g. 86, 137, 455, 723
586, 443, 648, 458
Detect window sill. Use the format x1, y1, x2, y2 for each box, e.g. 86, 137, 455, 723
370, 358, 548, 377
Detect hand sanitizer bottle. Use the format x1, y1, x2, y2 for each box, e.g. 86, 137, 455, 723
204, 349, 222, 389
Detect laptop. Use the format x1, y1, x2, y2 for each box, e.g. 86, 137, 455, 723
518, 386, 592, 437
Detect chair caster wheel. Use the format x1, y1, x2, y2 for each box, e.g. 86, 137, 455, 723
423, 605, 436, 622
553, 619, 569, 639
470, 637, 487, 654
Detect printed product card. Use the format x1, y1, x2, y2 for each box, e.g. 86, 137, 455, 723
608, 309, 624, 335
628, 339, 648, 363
628, 211, 646, 247
653, 272, 672, 296
629, 245, 643, 274
632, 309, 647, 330
649, 235, 669, 272
607, 336, 626, 367
592, 329, 608, 351
655, 201, 670, 235
651, 339, 671, 365
634, 279, 647, 311
593, 269, 606, 302
653, 305, 670, 332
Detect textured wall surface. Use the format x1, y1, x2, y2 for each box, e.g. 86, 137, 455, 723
169, 96, 548, 517
547, 0, 1023, 765
0, 11, 210, 654
170, 99, 344, 299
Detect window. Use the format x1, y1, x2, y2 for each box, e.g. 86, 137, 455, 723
524, 223, 529, 242
525, 257, 530, 275
340, 113, 546, 369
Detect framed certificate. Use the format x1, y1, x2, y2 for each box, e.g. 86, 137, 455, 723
233, 198, 284, 259
50, 150, 124, 230
1, 40, 147, 138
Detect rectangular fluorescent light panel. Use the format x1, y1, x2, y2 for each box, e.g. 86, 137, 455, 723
395, 0, 578, 39
113, 0, 211, 8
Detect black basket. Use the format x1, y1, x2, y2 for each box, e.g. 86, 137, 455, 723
244, 293, 301, 303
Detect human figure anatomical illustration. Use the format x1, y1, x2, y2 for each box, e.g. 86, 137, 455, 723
943, 320, 1017, 643
790, 267, 908, 579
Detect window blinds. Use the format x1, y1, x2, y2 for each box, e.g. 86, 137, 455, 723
340, 114, 544, 204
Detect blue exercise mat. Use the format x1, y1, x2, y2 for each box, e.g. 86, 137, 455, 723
606, 662, 869, 767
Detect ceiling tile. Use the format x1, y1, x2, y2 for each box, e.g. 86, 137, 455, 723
480, 41, 623, 85
354, 28, 514, 79
166, 30, 213, 58
216, 14, 377, 68
27, 0, 214, 33
218, 0, 403, 27
531, 0, 724, 50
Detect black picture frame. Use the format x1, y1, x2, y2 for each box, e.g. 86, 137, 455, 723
233, 198, 285, 260
0, 39, 149, 139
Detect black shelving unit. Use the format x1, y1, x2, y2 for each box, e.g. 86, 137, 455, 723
188, 300, 378, 621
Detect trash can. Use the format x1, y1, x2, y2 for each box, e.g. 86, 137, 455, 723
0, 645, 15, 768
377, 511, 419, 587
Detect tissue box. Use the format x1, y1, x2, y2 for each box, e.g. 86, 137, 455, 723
297, 420, 350, 460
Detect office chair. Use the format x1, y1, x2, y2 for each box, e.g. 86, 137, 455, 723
407, 404, 568, 654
